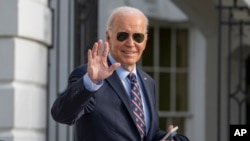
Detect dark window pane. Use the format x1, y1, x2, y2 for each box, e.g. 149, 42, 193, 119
159, 28, 171, 67
142, 27, 154, 66
145, 71, 154, 79
172, 117, 185, 134
159, 73, 171, 111
159, 117, 167, 130
176, 73, 188, 111
176, 29, 188, 67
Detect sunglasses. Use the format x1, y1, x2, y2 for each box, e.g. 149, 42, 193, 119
116, 32, 145, 43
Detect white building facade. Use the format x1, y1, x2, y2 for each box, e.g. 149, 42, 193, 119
0, 0, 51, 141
0, 0, 250, 141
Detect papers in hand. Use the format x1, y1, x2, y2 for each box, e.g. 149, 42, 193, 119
160, 126, 178, 141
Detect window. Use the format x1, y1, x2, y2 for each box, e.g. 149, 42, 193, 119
139, 25, 189, 134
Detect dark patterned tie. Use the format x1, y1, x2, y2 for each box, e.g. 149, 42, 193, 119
128, 73, 146, 140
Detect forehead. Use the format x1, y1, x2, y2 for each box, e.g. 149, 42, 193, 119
112, 14, 146, 32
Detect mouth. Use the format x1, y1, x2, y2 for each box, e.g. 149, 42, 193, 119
122, 50, 136, 55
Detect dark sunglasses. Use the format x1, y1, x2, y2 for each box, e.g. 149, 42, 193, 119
116, 32, 145, 43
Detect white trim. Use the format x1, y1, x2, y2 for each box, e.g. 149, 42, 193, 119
243, 0, 250, 7
186, 27, 206, 141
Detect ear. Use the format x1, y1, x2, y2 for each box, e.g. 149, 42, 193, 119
106, 31, 110, 41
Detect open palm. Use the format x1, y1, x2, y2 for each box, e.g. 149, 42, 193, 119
87, 40, 120, 83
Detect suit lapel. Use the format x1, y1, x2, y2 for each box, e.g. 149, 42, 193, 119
106, 59, 155, 137
106, 59, 136, 122
137, 69, 156, 137
137, 70, 155, 113
105, 72, 136, 120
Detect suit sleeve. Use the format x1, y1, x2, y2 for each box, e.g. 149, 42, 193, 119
173, 134, 190, 141
153, 132, 190, 141
51, 65, 96, 125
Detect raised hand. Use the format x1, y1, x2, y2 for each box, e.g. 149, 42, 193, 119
87, 40, 120, 83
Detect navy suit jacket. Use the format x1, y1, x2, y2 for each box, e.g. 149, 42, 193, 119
51, 64, 189, 141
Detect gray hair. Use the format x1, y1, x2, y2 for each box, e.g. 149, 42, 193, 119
106, 6, 148, 33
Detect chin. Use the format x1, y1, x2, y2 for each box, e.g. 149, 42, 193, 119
124, 63, 137, 68
122, 59, 135, 64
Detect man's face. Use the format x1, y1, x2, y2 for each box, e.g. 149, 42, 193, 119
106, 13, 147, 71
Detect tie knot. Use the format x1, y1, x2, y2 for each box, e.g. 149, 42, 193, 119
128, 73, 137, 82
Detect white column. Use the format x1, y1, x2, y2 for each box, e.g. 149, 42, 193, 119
0, 0, 51, 141
186, 27, 206, 141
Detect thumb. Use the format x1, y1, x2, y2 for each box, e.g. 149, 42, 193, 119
167, 125, 174, 133
108, 62, 121, 72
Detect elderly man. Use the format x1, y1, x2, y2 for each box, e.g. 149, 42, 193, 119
51, 6, 189, 141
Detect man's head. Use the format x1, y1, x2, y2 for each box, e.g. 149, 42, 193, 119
106, 6, 148, 71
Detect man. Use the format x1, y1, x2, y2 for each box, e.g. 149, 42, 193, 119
51, 6, 189, 141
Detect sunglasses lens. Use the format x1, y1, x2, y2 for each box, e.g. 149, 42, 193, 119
133, 33, 144, 43
116, 32, 145, 43
117, 32, 129, 42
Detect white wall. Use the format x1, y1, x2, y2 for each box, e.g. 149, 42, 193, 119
0, 0, 51, 141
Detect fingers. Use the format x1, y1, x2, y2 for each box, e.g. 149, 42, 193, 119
167, 125, 177, 141
92, 40, 102, 58
88, 41, 97, 60
102, 42, 120, 72
109, 62, 121, 72
102, 42, 109, 57
167, 125, 174, 132
88, 40, 111, 71
97, 40, 103, 56
88, 49, 92, 65
90, 40, 108, 58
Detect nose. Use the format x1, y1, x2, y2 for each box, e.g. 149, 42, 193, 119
125, 35, 134, 46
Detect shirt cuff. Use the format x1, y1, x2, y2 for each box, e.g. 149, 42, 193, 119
83, 73, 103, 92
